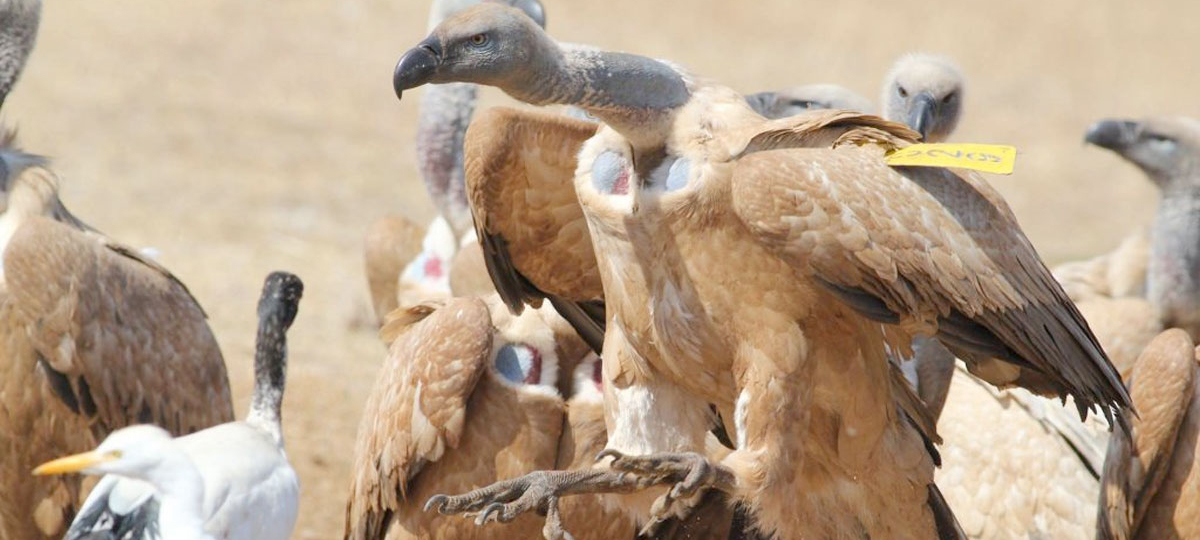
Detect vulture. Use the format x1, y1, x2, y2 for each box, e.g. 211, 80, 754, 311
1098, 328, 1200, 540
881, 53, 964, 142
342, 295, 632, 540
34, 272, 304, 540
392, 5, 1129, 539
364, 0, 546, 319
0, 140, 233, 538
1083, 117, 1200, 338
875, 58, 1133, 538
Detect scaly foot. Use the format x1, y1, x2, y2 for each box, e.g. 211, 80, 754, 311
424, 469, 664, 540
598, 450, 737, 537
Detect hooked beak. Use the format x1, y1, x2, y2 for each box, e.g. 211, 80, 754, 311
32, 451, 114, 476
393, 37, 443, 101
908, 93, 936, 141
1085, 119, 1139, 151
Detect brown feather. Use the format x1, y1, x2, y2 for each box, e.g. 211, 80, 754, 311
1099, 329, 1198, 539
1, 216, 231, 539
464, 107, 606, 351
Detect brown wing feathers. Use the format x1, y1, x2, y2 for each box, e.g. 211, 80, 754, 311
733, 143, 1130, 427
464, 107, 607, 352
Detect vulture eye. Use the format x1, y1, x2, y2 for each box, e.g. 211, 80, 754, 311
107, 450, 124, 459
897, 86, 908, 98
470, 33, 489, 46
942, 92, 956, 104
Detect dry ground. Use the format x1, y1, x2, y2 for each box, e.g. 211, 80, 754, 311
6, 0, 1199, 538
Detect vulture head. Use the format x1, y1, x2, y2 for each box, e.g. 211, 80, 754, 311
394, 2, 552, 100
1085, 117, 1200, 188
882, 53, 964, 142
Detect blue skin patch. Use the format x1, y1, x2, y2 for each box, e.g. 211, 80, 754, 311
665, 157, 690, 191
494, 344, 526, 383
591, 150, 630, 195
646, 156, 691, 192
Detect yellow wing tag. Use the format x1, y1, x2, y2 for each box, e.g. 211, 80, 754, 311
885, 143, 1016, 175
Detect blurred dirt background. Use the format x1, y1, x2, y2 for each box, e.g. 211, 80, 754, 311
6, 0, 1198, 537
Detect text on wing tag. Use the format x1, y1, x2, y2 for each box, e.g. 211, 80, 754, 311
885, 143, 1016, 175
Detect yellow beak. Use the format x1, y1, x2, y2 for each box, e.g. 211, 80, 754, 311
32, 451, 115, 476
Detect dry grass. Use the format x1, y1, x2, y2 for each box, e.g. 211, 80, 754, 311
5, 0, 1197, 537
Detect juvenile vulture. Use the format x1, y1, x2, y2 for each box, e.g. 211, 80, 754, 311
1098, 328, 1200, 540
0, 140, 233, 539
881, 53, 964, 142
393, 5, 1128, 539
342, 295, 632, 540
0, 0, 38, 108
1084, 117, 1200, 338
34, 272, 303, 540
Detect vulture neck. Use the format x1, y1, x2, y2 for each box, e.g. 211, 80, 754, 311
145, 450, 211, 540
416, 82, 476, 236
1148, 184, 1200, 339
0, 0, 40, 106
246, 309, 288, 445
510, 42, 690, 154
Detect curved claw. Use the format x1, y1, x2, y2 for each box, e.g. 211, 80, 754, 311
595, 448, 625, 463
475, 501, 507, 525
424, 494, 450, 513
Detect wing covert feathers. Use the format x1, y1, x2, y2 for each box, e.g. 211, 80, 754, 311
730, 146, 1130, 425
345, 297, 493, 540
1098, 329, 1197, 540
464, 107, 606, 350
4, 216, 231, 437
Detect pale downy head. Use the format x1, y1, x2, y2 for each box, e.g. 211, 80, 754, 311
32, 425, 177, 481
881, 53, 964, 142
1085, 117, 1200, 189
394, 3, 553, 99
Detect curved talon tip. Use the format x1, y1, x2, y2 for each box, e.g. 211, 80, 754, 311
476, 502, 505, 525
424, 494, 449, 513
595, 449, 622, 463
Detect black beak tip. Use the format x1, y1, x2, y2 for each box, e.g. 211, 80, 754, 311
1085, 120, 1138, 150
392, 43, 440, 102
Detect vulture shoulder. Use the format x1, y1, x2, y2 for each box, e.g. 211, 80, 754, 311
729, 137, 1129, 423
3, 216, 231, 438
465, 106, 605, 351
344, 297, 495, 540
1099, 328, 1197, 540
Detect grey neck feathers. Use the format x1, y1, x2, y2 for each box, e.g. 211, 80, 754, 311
1148, 187, 1200, 337
0, 0, 39, 107
416, 82, 476, 236
509, 44, 690, 150
247, 311, 288, 444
